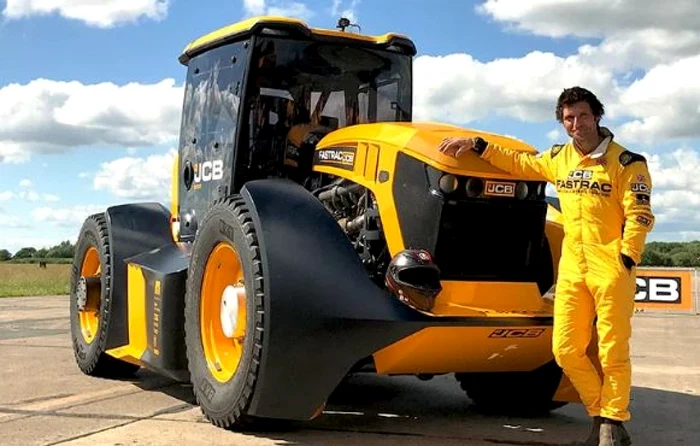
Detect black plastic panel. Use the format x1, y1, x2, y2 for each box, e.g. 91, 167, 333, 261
127, 243, 192, 382
104, 203, 173, 350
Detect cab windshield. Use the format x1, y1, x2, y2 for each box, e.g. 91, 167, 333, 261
247, 36, 411, 131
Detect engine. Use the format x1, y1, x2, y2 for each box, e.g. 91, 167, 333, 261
313, 178, 389, 285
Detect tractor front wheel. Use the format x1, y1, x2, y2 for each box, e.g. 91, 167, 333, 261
184, 196, 265, 429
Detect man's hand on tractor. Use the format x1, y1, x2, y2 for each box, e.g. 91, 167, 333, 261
439, 136, 488, 158
438, 137, 475, 158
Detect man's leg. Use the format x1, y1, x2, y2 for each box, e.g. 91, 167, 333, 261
552, 272, 601, 417
588, 268, 636, 423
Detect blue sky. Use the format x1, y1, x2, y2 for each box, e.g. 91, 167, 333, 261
1, 0, 699, 254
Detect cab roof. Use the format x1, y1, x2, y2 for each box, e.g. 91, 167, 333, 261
179, 15, 416, 65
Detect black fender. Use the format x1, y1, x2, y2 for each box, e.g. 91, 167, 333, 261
104, 203, 174, 349
239, 179, 554, 421
240, 179, 427, 420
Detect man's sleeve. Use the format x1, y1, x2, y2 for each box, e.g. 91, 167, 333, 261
618, 152, 655, 265
480, 141, 558, 183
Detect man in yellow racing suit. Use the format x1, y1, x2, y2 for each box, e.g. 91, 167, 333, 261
439, 87, 654, 446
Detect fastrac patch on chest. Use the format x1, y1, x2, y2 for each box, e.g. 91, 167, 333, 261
558, 168, 613, 196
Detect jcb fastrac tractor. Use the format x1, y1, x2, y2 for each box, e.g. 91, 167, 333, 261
70, 16, 592, 429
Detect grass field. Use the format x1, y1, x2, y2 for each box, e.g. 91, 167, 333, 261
0, 263, 72, 297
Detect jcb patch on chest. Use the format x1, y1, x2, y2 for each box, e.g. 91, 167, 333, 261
557, 169, 613, 196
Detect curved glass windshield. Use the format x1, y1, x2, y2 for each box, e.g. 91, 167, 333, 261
238, 36, 412, 184
248, 36, 411, 129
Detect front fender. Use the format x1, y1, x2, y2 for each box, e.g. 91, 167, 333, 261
240, 179, 427, 421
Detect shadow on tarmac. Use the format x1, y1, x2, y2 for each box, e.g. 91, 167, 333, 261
128, 370, 699, 445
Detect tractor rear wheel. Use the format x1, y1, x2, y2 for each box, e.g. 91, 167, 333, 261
184, 196, 265, 429
455, 360, 567, 416
70, 213, 140, 378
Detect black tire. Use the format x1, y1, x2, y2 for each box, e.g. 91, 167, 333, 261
70, 213, 140, 378
185, 196, 265, 429
455, 360, 567, 416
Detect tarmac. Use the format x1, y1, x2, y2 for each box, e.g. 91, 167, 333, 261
0, 295, 698, 445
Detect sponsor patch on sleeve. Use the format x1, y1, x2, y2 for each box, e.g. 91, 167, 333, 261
635, 193, 651, 206
636, 214, 653, 227
630, 182, 650, 192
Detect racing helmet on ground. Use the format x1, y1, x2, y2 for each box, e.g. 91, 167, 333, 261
385, 249, 442, 312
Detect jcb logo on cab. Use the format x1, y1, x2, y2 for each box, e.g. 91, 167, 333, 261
194, 160, 224, 183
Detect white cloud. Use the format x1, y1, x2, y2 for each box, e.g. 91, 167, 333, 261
243, 0, 315, 21
19, 179, 31, 188
0, 78, 183, 164
19, 190, 40, 202
93, 149, 176, 204
0, 192, 14, 201
3, 0, 170, 28
477, 0, 700, 70
32, 205, 106, 229
617, 55, 700, 143
413, 51, 617, 124
331, 0, 360, 23
547, 129, 561, 142
243, 0, 266, 16
643, 148, 700, 239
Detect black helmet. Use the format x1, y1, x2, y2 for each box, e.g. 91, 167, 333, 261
385, 249, 442, 312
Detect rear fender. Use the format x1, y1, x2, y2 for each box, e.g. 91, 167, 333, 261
103, 203, 173, 349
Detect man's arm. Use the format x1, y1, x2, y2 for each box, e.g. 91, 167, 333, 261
477, 138, 559, 184
617, 151, 655, 266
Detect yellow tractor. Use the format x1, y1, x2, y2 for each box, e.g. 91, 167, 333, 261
70, 16, 588, 429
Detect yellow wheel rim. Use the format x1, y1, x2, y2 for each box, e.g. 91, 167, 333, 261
79, 247, 101, 344
201, 242, 247, 383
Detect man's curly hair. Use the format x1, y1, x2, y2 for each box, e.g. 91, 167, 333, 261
555, 87, 605, 122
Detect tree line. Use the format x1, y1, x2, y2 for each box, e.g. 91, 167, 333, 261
0, 241, 75, 263
1, 240, 699, 267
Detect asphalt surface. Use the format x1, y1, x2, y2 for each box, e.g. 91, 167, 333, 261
0, 295, 698, 445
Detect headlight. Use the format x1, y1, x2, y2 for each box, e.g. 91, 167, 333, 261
438, 174, 459, 193
515, 182, 529, 199
465, 177, 483, 197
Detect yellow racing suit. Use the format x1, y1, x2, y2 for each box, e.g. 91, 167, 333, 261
477, 127, 654, 422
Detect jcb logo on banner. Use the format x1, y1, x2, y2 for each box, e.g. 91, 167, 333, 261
633, 268, 696, 313
635, 277, 681, 303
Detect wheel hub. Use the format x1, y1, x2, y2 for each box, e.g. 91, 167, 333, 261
220, 285, 245, 338
76, 277, 88, 311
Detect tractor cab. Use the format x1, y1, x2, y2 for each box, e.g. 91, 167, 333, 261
176, 17, 415, 241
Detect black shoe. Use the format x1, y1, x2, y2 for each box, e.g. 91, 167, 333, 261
575, 416, 601, 446
580, 417, 603, 446
599, 419, 631, 446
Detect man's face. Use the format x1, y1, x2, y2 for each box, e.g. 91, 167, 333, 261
561, 101, 599, 142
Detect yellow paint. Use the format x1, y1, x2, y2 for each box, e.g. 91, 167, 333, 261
105, 264, 147, 366
313, 122, 544, 257
318, 122, 539, 180
373, 326, 555, 375
78, 246, 101, 344
180, 15, 414, 63
200, 242, 247, 383
170, 153, 179, 217
363, 142, 379, 181
431, 281, 554, 317
170, 154, 180, 243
